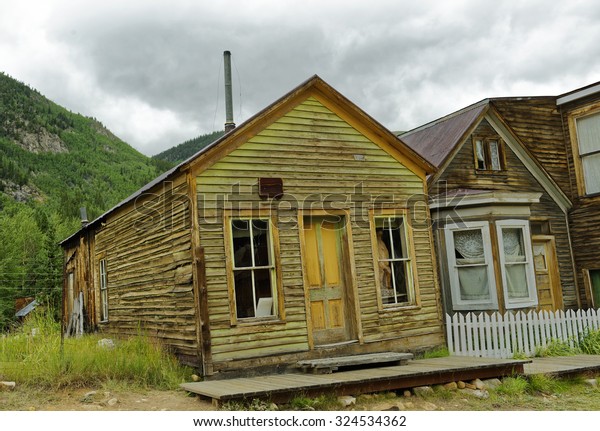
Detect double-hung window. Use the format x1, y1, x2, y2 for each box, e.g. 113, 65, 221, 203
99, 259, 108, 322
575, 111, 600, 195
444, 222, 498, 310
496, 220, 537, 308
229, 218, 277, 320
373, 215, 415, 307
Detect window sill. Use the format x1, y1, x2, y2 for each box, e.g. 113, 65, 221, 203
505, 302, 538, 310
231, 316, 284, 328
581, 191, 600, 199
452, 304, 499, 311
474, 169, 507, 175
379, 304, 421, 313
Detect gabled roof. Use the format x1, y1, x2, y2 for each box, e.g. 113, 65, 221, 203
61, 75, 434, 245
400, 100, 488, 168
399, 98, 572, 213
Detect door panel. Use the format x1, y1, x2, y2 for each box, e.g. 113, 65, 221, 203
533, 237, 563, 311
304, 223, 322, 287
310, 301, 326, 330
321, 221, 341, 286
303, 216, 354, 345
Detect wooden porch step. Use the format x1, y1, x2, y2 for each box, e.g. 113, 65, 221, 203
296, 352, 414, 373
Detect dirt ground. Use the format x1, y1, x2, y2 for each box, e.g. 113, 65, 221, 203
2, 380, 600, 411
0, 386, 216, 411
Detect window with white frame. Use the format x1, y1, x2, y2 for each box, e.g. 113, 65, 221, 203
374, 216, 415, 307
575, 111, 600, 195
230, 219, 277, 319
99, 259, 108, 322
495, 220, 537, 308
444, 222, 498, 310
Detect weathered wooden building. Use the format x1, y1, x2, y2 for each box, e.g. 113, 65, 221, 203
61, 76, 445, 376
400, 99, 578, 315
555, 82, 600, 309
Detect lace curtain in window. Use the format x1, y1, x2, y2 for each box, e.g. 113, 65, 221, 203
502, 228, 528, 299
453, 229, 490, 301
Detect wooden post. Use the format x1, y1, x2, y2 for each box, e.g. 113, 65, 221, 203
196, 246, 212, 375
187, 171, 212, 376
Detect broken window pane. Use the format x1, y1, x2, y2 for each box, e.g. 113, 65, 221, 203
475, 140, 486, 170
375, 216, 413, 306
474, 137, 503, 171
231, 218, 275, 319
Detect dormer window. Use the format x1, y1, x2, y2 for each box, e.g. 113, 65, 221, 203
474, 137, 503, 171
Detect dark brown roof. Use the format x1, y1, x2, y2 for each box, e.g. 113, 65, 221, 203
399, 101, 488, 167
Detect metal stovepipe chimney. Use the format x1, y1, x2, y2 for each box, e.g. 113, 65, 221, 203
223, 51, 235, 132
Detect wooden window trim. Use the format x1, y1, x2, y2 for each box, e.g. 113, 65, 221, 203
472, 135, 506, 173
583, 268, 600, 309
444, 221, 499, 311
369, 208, 420, 312
223, 210, 284, 326
66, 271, 75, 321
529, 217, 552, 236
98, 257, 108, 323
567, 102, 600, 198
495, 219, 538, 309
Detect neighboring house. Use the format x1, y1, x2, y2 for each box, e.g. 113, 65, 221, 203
60, 76, 445, 377
15, 298, 38, 319
401, 99, 577, 315
555, 82, 600, 309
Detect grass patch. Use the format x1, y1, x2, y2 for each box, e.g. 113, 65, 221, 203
221, 398, 278, 411
527, 374, 567, 395
535, 339, 579, 357
0, 309, 191, 389
288, 394, 340, 410
418, 346, 450, 359
579, 329, 600, 355
512, 350, 529, 360
495, 376, 529, 396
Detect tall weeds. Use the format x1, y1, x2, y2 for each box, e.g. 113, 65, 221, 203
0, 309, 191, 389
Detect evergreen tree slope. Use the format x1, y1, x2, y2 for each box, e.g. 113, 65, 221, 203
152, 130, 224, 163
0, 72, 173, 329
0, 71, 172, 220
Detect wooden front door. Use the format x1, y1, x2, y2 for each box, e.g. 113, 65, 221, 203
532, 236, 563, 311
302, 215, 354, 346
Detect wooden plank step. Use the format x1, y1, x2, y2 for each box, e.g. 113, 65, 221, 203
296, 352, 414, 373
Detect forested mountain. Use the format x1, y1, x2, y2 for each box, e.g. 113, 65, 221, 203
152, 130, 224, 163
0, 72, 171, 329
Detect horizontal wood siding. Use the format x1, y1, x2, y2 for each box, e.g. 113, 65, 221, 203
93, 180, 198, 364
436, 119, 577, 309
491, 98, 572, 199
197, 97, 444, 371
560, 94, 600, 308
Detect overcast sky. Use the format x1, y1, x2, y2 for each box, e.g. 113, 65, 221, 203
2, 0, 600, 156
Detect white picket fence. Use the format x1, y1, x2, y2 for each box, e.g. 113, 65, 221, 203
446, 309, 600, 358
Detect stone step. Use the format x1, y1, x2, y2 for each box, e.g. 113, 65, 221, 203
297, 352, 414, 374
